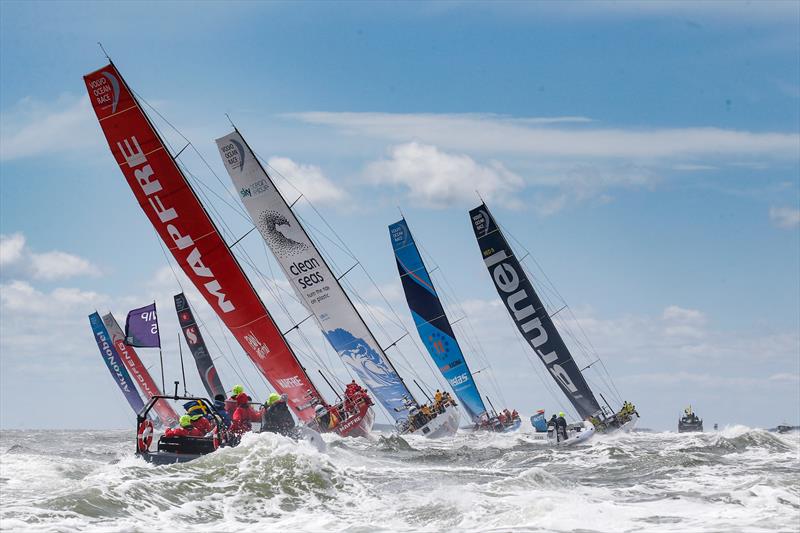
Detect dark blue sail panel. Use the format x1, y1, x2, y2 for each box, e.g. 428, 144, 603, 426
89, 312, 146, 415
389, 219, 487, 422
468, 204, 602, 419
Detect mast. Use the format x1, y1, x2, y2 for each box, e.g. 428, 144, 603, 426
101, 313, 179, 426
215, 128, 418, 420
388, 217, 488, 423
83, 63, 324, 421
469, 202, 603, 420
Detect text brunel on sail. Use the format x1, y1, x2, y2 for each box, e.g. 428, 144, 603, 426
118, 137, 235, 314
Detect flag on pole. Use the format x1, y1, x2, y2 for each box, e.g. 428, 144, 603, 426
125, 302, 161, 347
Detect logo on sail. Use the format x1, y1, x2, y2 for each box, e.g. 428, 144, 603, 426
101, 72, 120, 113
244, 331, 270, 359
230, 139, 245, 171
471, 209, 491, 237
258, 210, 308, 258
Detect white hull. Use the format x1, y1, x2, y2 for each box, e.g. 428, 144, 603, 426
617, 413, 639, 433
528, 420, 595, 447
403, 405, 461, 439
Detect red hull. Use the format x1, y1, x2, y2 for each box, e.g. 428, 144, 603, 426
337, 403, 375, 438
320, 401, 374, 438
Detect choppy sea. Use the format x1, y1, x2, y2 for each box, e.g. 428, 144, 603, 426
0, 426, 798, 532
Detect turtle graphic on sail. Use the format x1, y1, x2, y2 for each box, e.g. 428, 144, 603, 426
389, 217, 521, 432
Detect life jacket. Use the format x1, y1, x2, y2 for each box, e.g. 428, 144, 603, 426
192, 416, 213, 435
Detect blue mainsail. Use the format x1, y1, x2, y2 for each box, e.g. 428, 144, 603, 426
89, 312, 146, 415
389, 219, 487, 422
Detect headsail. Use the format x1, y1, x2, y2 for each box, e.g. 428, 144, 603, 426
102, 313, 179, 426
174, 292, 226, 399
89, 312, 145, 415
215, 130, 414, 420
389, 219, 487, 422
83, 64, 322, 421
469, 203, 602, 419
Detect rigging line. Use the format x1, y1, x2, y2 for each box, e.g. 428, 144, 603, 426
411, 231, 507, 402
180, 163, 252, 227
506, 312, 576, 419
153, 226, 260, 396
131, 88, 250, 222
128, 91, 274, 399
249, 149, 359, 263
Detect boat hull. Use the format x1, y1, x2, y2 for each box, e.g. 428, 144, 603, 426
333, 404, 375, 438
529, 421, 595, 446
402, 405, 461, 438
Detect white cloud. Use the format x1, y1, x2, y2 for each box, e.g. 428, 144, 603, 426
0, 232, 101, 281
662, 305, 707, 324
291, 112, 799, 160
0, 233, 25, 267
0, 95, 98, 161
266, 156, 347, 205
769, 206, 800, 229
29, 251, 101, 280
0, 280, 104, 314
364, 142, 524, 208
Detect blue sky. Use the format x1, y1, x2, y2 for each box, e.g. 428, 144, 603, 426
1, 1, 798, 430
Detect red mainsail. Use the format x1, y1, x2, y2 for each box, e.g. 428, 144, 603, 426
84, 63, 320, 421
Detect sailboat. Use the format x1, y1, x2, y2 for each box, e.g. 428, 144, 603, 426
388, 218, 519, 433
469, 203, 638, 434
82, 62, 370, 442
101, 313, 179, 426
89, 312, 148, 419
174, 292, 226, 399
215, 129, 458, 438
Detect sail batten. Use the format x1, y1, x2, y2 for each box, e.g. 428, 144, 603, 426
215, 130, 414, 421
84, 64, 322, 421
389, 219, 487, 423
469, 203, 602, 419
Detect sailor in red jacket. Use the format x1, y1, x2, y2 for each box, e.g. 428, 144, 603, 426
165, 415, 205, 437
230, 393, 260, 435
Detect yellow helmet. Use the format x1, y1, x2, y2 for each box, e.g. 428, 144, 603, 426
558, 412, 565, 418
267, 392, 280, 405
179, 415, 192, 428
232, 384, 244, 396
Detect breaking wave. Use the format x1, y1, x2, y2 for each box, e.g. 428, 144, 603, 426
0, 427, 797, 532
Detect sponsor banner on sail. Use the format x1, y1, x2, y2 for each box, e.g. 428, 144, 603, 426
215, 130, 412, 420
84, 64, 321, 421
174, 293, 226, 399
125, 302, 160, 347
469, 203, 602, 419
102, 313, 179, 426
90, 312, 145, 415
389, 219, 487, 422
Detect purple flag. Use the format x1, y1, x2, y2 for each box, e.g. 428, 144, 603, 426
125, 302, 161, 348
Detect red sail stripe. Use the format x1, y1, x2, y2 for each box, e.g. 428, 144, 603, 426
84, 64, 320, 421
102, 313, 179, 426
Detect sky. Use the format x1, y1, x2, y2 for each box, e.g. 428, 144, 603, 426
0, 1, 798, 431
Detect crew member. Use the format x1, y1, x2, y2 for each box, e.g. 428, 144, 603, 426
261, 393, 295, 435
231, 393, 258, 435
314, 404, 338, 431
165, 415, 205, 438
547, 414, 558, 436
213, 394, 232, 428
227, 384, 246, 416
556, 411, 568, 442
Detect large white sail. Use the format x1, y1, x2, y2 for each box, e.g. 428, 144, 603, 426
216, 130, 414, 420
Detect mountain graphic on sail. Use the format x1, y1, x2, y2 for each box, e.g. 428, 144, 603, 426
215, 129, 416, 421
469, 203, 602, 420
389, 219, 488, 423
